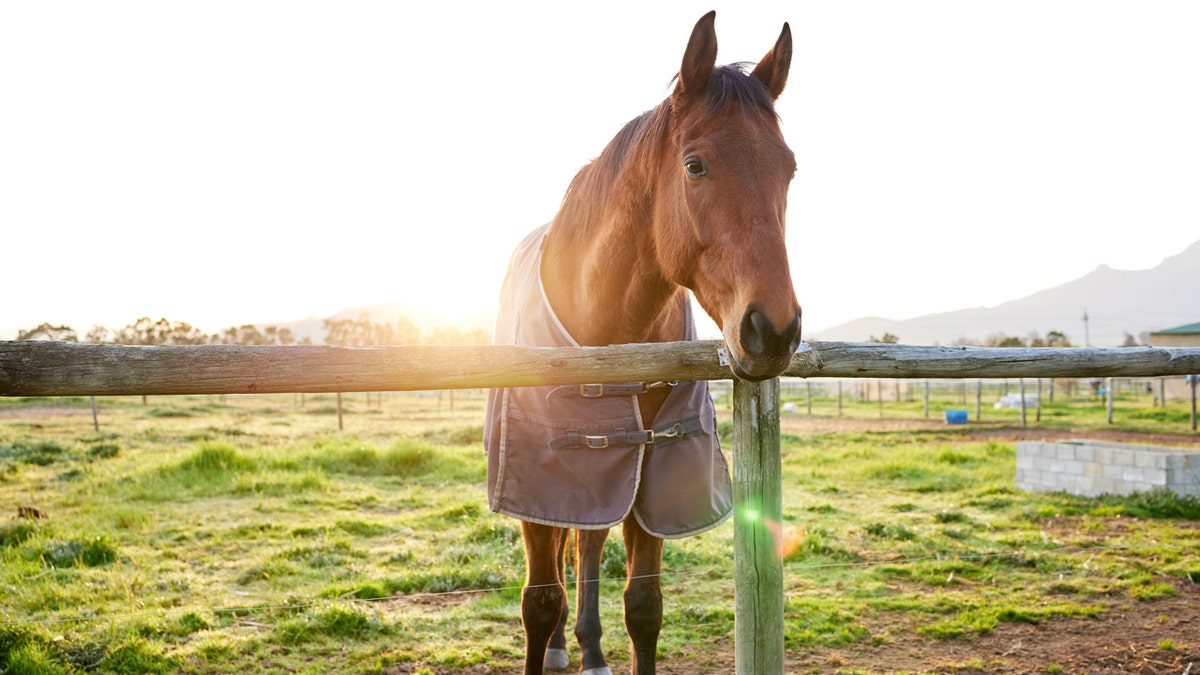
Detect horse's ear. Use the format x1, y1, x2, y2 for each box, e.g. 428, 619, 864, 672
675, 11, 718, 102
751, 22, 792, 100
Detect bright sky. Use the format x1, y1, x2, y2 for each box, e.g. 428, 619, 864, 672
3, 2, 1198, 341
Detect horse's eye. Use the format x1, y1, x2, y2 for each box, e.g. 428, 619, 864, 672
684, 157, 708, 178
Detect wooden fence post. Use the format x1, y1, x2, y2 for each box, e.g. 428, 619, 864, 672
733, 377, 784, 675
1019, 378, 1027, 427
1190, 375, 1197, 432
1106, 377, 1114, 424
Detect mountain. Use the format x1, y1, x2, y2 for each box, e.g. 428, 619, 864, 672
810, 240, 1200, 347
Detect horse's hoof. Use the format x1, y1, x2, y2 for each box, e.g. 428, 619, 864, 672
544, 648, 569, 670
581, 668, 613, 675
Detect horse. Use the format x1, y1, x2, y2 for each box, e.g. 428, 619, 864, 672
484, 11, 801, 675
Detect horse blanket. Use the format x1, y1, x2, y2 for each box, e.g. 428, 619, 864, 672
484, 223, 733, 538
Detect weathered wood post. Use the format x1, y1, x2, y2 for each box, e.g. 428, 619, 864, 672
732, 377, 784, 675
1106, 377, 1114, 424
1019, 378, 1027, 427
1190, 375, 1197, 432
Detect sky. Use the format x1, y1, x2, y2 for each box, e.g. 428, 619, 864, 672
3, 1, 1198, 341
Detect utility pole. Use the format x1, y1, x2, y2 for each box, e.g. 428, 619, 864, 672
1083, 308, 1091, 348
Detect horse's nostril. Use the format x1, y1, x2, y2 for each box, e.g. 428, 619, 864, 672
739, 307, 801, 358
739, 308, 775, 356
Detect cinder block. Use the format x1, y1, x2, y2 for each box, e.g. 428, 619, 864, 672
1135, 453, 1166, 470
1121, 468, 1145, 483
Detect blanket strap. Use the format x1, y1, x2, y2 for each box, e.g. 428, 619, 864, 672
548, 415, 703, 451
545, 381, 680, 401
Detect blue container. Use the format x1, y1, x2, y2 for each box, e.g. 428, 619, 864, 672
944, 410, 969, 425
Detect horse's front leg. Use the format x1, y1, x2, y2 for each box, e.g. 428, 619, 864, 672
574, 528, 612, 675
623, 517, 664, 675
521, 521, 569, 675
544, 531, 570, 671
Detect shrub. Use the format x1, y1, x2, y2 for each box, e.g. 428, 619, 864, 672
0, 522, 38, 548
0, 441, 70, 466
41, 537, 118, 568
177, 444, 255, 474
99, 636, 178, 674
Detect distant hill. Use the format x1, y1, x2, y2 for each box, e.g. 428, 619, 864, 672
810, 240, 1200, 347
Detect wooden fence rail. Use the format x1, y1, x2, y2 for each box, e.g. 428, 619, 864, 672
3, 339, 1200, 675
3, 340, 1200, 396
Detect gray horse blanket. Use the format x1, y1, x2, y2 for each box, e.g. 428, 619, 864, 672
483, 224, 732, 538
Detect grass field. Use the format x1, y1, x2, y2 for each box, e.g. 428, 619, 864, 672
1, 386, 1198, 674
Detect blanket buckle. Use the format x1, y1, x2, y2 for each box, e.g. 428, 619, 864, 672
584, 435, 610, 449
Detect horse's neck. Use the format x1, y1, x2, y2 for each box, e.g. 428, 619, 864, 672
541, 214, 685, 347
539, 109, 685, 424
540, 116, 684, 348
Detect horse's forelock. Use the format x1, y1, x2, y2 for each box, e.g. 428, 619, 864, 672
670, 63, 780, 118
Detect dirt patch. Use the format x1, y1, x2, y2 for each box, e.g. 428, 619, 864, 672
0, 405, 92, 418
801, 577, 1198, 674
390, 581, 1197, 674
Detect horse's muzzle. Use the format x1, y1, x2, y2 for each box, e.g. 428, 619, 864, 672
726, 305, 801, 381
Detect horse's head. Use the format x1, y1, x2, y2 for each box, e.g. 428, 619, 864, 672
653, 11, 802, 382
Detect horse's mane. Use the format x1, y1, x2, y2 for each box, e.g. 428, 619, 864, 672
553, 64, 778, 235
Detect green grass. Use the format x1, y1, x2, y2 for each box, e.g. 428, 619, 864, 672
0, 390, 1197, 672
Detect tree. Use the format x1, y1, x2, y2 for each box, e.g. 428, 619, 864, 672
111, 317, 208, 345
221, 324, 269, 345
16, 323, 77, 342
85, 325, 111, 343
985, 333, 1026, 348
425, 326, 490, 345
1045, 330, 1072, 348
216, 324, 298, 345
867, 332, 900, 344
393, 316, 421, 345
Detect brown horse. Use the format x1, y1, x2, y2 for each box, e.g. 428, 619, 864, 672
485, 11, 800, 675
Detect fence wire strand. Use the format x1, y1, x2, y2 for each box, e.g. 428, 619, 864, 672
1, 541, 1177, 629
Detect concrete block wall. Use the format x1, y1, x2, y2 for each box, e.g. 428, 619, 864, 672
1016, 440, 1200, 498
